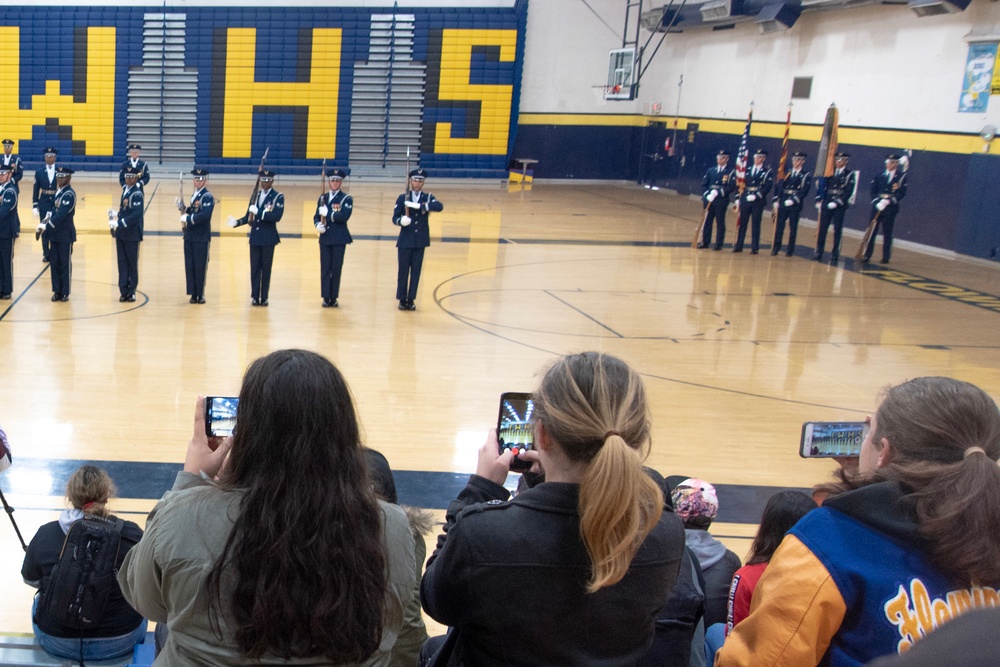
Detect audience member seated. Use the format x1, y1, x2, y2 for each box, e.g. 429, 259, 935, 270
118, 349, 417, 666
670, 478, 741, 627
717, 377, 1000, 666
420, 352, 686, 666
727, 490, 817, 631
865, 607, 1000, 667
365, 448, 435, 667
22, 465, 147, 661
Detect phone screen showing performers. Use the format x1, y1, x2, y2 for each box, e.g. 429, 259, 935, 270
498, 392, 534, 472
799, 421, 868, 458
205, 396, 239, 438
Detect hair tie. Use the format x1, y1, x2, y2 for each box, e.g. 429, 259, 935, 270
604, 431, 622, 440
963, 446, 987, 459
82, 501, 97, 511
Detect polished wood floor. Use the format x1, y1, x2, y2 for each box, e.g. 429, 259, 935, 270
1, 174, 998, 634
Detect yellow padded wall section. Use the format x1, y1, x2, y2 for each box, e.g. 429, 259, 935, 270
434, 29, 516, 155
222, 27, 341, 159
0, 26, 116, 155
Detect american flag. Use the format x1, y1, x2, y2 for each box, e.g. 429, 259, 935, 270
734, 108, 753, 196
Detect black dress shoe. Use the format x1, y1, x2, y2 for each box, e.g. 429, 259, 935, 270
52, 293, 60, 302
712, 245, 722, 251
406, 301, 417, 311
785, 251, 794, 257
127, 294, 136, 302
830, 256, 839, 264
197, 296, 206, 304
252, 298, 260, 306
696, 243, 708, 250
732, 248, 742, 253
330, 299, 338, 308
770, 249, 779, 256
60, 295, 69, 302
119, 295, 127, 302
750, 249, 758, 255
814, 254, 823, 262
399, 300, 407, 310
190, 296, 198, 304
322, 299, 333, 308
879, 258, 890, 264
42, 256, 50, 263
260, 300, 268, 307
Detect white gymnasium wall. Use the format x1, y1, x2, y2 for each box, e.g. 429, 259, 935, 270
522, 0, 1000, 133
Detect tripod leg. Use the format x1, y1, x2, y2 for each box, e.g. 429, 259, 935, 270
0, 487, 28, 552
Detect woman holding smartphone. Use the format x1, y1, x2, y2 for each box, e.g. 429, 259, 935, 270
421, 351, 686, 665
717, 377, 1000, 667
118, 349, 417, 666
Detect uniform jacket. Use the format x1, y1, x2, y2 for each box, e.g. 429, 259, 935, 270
314, 190, 354, 246
817, 169, 857, 208
33, 167, 58, 212
1, 153, 23, 189
183, 188, 214, 243
118, 471, 416, 667
0, 182, 19, 238
22, 514, 145, 638
235, 187, 284, 246
870, 171, 907, 212
119, 159, 151, 189
421, 475, 686, 667
702, 166, 736, 205
740, 165, 774, 205
115, 185, 144, 243
47, 186, 77, 243
776, 170, 812, 210
716, 481, 1000, 667
392, 190, 443, 249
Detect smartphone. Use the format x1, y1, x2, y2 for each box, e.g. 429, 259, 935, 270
800, 421, 868, 458
497, 392, 535, 472
205, 396, 239, 438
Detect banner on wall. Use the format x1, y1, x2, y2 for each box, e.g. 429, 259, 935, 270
959, 42, 998, 113
993, 48, 1000, 96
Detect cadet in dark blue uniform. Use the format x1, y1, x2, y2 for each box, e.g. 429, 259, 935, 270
313, 169, 353, 308
814, 152, 857, 264
32, 148, 59, 262
118, 144, 151, 191
771, 151, 812, 256
0, 165, 18, 299
230, 169, 284, 306
109, 167, 144, 302
179, 169, 214, 304
35, 167, 76, 301
392, 168, 443, 311
864, 153, 908, 264
699, 150, 736, 250
1, 139, 23, 191
733, 149, 774, 254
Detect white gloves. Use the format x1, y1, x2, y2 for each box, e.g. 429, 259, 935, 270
108, 208, 118, 219
108, 218, 118, 230
400, 215, 412, 227
815, 202, 822, 211
180, 214, 190, 225
32, 207, 39, 219
772, 200, 779, 210
227, 216, 238, 228
248, 204, 259, 216
35, 221, 46, 234
876, 199, 889, 212
175, 197, 185, 212
318, 205, 329, 217
746, 194, 756, 202
404, 200, 421, 210
315, 222, 327, 233
827, 201, 838, 210
784, 199, 795, 207
705, 190, 718, 203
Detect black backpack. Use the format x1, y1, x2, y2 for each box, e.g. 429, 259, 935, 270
34, 515, 125, 630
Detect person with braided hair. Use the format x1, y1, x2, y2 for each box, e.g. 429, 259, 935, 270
420, 352, 686, 666
717, 377, 1000, 667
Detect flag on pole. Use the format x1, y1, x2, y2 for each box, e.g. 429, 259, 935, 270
734, 107, 753, 196
777, 103, 792, 182
814, 103, 839, 201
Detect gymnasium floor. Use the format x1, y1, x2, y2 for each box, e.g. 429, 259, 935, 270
1, 174, 998, 635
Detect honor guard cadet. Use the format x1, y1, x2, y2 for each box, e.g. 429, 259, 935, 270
771, 151, 812, 256
815, 152, 857, 263
119, 144, 151, 190
699, 150, 736, 250
229, 169, 284, 306
1, 139, 23, 191
0, 165, 18, 299
314, 168, 353, 308
864, 153, 908, 264
179, 168, 214, 304
392, 168, 443, 311
108, 167, 144, 302
32, 147, 59, 262
35, 167, 76, 301
733, 149, 774, 254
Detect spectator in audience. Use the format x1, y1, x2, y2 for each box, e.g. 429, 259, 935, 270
0, 425, 10, 472
727, 491, 817, 631
865, 607, 1000, 667
420, 351, 686, 665
717, 377, 1000, 666
365, 448, 435, 667
119, 349, 417, 666
22, 465, 147, 661
671, 478, 741, 628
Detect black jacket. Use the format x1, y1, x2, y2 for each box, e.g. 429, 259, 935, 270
421, 475, 686, 666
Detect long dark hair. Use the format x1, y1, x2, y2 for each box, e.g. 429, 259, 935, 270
745, 491, 816, 565
816, 377, 1000, 587
205, 349, 387, 660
